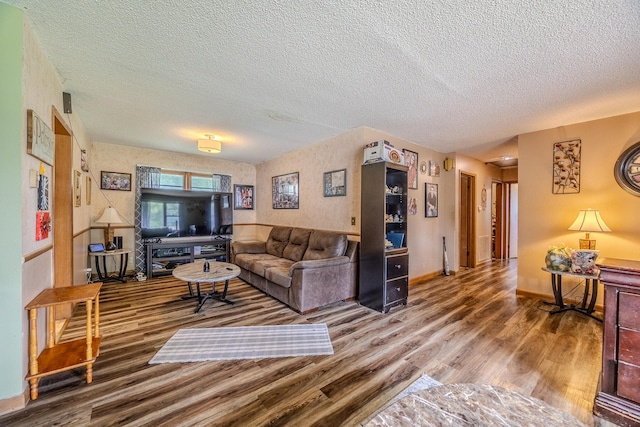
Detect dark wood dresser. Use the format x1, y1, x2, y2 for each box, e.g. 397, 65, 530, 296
594, 258, 640, 426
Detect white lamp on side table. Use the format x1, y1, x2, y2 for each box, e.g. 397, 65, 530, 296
568, 208, 611, 250
96, 206, 123, 251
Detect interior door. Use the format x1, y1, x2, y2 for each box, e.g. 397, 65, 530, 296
459, 173, 476, 268
492, 181, 504, 259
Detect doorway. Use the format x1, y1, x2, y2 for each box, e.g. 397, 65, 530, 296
491, 181, 518, 259
459, 172, 476, 268
492, 181, 504, 259
52, 107, 73, 319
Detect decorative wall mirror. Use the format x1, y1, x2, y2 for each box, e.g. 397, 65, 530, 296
614, 141, 640, 196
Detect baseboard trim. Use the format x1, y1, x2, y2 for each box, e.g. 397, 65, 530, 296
0, 386, 28, 416
410, 270, 455, 285
515, 288, 603, 312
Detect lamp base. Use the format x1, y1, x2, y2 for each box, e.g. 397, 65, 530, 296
578, 239, 596, 250
104, 227, 115, 250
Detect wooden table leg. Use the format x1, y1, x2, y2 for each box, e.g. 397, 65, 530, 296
86, 299, 93, 383
28, 308, 39, 400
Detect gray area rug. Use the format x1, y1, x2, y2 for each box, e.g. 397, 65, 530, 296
149, 324, 333, 363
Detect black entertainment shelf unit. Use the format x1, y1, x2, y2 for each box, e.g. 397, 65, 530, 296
145, 237, 231, 278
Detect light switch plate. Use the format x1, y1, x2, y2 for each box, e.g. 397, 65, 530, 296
29, 170, 38, 187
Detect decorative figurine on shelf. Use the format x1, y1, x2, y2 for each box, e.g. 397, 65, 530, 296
203, 261, 210, 272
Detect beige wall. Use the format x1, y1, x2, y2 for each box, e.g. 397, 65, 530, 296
89, 142, 257, 262
255, 126, 498, 279
518, 111, 640, 303
450, 154, 504, 265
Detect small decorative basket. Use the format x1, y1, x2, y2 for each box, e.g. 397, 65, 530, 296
570, 250, 599, 275
545, 245, 572, 272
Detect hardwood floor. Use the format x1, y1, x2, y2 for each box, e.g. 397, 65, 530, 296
1, 260, 608, 426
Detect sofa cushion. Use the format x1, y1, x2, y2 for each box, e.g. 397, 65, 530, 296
235, 253, 281, 276
265, 266, 293, 288
265, 227, 292, 258
282, 228, 312, 261
302, 231, 348, 260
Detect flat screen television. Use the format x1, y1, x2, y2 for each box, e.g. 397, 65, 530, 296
140, 188, 232, 239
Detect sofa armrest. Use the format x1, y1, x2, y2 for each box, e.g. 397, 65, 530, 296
289, 256, 349, 275
232, 240, 266, 255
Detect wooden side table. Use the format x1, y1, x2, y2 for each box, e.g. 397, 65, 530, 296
541, 267, 601, 321
25, 282, 102, 400
89, 249, 132, 282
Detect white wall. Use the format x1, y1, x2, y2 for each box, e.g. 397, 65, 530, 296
509, 183, 518, 258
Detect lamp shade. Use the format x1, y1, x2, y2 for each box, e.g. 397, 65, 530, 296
96, 206, 123, 224
198, 136, 221, 153
568, 209, 611, 232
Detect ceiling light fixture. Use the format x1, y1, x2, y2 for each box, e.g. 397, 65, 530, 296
197, 135, 221, 154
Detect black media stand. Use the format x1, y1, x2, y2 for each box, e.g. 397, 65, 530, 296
145, 237, 230, 278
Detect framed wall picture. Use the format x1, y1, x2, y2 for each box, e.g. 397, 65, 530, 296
425, 183, 438, 217
429, 160, 440, 177
234, 184, 254, 210
272, 172, 299, 209
101, 171, 132, 191
403, 149, 418, 189
37, 174, 49, 211
27, 110, 54, 165
552, 139, 581, 194
86, 176, 92, 205
81, 149, 89, 172
74, 170, 82, 207
324, 168, 346, 197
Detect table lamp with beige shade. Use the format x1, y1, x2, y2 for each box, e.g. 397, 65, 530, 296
96, 206, 122, 251
568, 208, 611, 250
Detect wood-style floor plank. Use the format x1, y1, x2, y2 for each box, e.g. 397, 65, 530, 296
0, 260, 609, 426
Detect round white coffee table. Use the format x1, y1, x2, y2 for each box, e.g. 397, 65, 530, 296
172, 262, 240, 313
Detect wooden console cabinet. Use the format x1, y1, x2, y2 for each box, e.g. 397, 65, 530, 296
25, 283, 102, 400
594, 258, 640, 426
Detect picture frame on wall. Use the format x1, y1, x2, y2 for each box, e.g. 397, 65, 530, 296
74, 170, 82, 207
81, 149, 89, 172
272, 172, 299, 209
234, 184, 254, 210
429, 160, 440, 177
101, 171, 132, 191
552, 139, 581, 194
425, 183, 438, 217
323, 168, 346, 197
86, 176, 92, 205
403, 149, 418, 189
27, 110, 54, 165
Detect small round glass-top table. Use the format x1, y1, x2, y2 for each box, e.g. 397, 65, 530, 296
172, 262, 240, 313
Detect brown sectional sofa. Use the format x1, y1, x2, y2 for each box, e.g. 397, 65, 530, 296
231, 226, 358, 314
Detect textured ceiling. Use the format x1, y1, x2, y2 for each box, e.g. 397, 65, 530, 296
6, 0, 640, 164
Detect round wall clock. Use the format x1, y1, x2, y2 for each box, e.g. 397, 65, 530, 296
420, 161, 428, 175
614, 141, 640, 196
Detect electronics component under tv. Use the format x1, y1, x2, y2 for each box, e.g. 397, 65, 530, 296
140, 188, 232, 239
